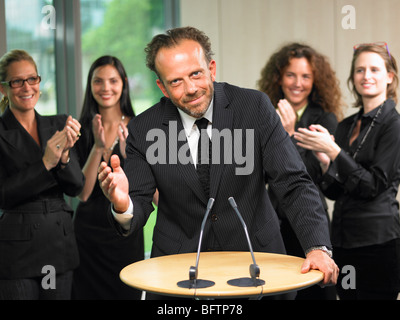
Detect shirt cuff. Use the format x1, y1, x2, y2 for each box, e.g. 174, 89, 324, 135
111, 198, 134, 230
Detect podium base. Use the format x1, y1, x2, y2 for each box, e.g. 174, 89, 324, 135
177, 279, 215, 289
227, 277, 265, 287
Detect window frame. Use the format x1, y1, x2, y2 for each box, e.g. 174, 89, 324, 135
0, 0, 180, 118
0, 0, 6, 56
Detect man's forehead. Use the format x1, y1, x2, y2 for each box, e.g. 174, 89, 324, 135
155, 40, 206, 77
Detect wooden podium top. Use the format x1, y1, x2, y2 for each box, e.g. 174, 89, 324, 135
120, 251, 324, 299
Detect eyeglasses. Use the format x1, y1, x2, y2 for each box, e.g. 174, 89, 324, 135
1, 75, 41, 88
353, 42, 391, 59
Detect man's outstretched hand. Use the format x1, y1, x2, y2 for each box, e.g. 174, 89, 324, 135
98, 154, 130, 213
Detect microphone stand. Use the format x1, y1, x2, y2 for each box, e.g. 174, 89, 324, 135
177, 198, 215, 289
228, 197, 265, 287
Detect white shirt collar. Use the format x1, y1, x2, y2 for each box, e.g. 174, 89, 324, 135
177, 98, 214, 137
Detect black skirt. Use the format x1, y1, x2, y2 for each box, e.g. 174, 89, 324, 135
334, 238, 400, 293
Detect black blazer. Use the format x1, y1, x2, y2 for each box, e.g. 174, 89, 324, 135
0, 107, 84, 279
116, 82, 332, 258
270, 103, 338, 214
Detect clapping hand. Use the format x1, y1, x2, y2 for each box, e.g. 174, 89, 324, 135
276, 99, 297, 136
43, 116, 81, 170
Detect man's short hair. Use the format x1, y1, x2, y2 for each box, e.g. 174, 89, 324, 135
145, 26, 214, 79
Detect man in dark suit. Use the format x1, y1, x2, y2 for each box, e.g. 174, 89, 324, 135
98, 27, 339, 293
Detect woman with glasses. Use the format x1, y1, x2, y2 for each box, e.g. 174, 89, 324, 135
0, 50, 84, 300
294, 43, 400, 300
257, 43, 343, 300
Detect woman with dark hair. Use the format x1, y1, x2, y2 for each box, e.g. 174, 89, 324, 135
257, 43, 344, 299
295, 43, 400, 300
72, 56, 144, 300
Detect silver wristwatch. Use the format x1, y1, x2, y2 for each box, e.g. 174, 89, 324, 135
305, 246, 333, 258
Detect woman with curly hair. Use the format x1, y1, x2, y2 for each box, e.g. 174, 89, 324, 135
258, 42, 343, 123
257, 43, 344, 300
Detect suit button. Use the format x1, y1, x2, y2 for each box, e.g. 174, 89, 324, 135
211, 214, 218, 222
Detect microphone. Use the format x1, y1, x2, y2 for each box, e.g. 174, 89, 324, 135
228, 197, 265, 287
177, 198, 215, 289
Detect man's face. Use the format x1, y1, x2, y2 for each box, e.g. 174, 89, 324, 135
155, 40, 216, 119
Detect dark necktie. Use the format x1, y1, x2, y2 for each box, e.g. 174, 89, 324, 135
195, 118, 211, 198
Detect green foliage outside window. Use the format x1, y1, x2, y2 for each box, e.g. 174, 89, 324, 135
81, 0, 165, 256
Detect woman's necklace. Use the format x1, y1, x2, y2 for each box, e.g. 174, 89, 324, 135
352, 102, 384, 160
103, 115, 125, 159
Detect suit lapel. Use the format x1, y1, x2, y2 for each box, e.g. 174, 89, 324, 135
210, 83, 232, 200
162, 99, 207, 203
36, 113, 55, 153
0, 108, 42, 157
0, 108, 64, 162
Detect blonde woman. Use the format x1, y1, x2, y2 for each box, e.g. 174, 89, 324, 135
0, 50, 84, 299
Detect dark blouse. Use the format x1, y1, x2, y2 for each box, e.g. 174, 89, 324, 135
320, 99, 400, 248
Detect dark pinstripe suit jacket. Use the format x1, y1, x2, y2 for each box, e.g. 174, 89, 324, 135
118, 82, 332, 258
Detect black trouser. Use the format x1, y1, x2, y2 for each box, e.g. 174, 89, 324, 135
334, 239, 400, 300
0, 271, 73, 300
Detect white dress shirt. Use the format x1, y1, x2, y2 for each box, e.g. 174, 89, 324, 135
112, 100, 214, 229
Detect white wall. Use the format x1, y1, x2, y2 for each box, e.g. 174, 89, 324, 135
180, 0, 400, 117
